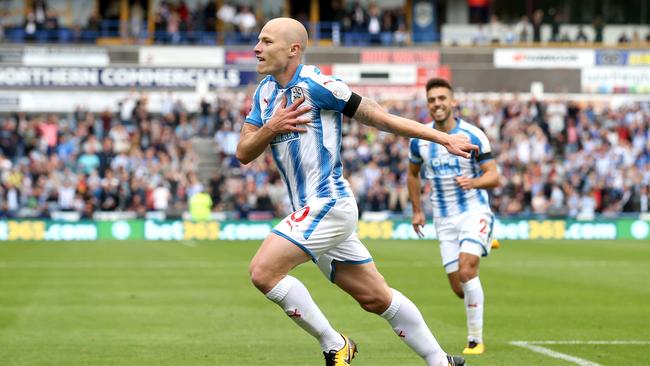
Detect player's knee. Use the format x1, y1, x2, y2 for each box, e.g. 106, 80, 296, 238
357, 293, 391, 314
249, 262, 273, 292
458, 268, 477, 283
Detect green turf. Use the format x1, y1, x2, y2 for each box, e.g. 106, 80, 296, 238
1, 239, 649, 365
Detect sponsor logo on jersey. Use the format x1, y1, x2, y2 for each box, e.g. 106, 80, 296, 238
271, 132, 300, 145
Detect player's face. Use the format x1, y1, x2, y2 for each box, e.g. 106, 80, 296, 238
253, 26, 290, 76
426, 87, 456, 123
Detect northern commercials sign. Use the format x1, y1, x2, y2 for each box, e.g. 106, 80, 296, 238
0, 67, 258, 89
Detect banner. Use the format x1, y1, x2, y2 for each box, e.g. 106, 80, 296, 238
582, 67, 650, 94
596, 50, 650, 66
331, 64, 418, 85
23, 46, 109, 66
139, 46, 225, 67
360, 50, 440, 66
225, 50, 257, 65
0, 67, 258, 89
0, 221, 97, 241
494, 49, 595, 69
1, 219, 649, 241
411, 0, 438, 43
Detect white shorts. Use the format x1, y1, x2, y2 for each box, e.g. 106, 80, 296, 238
271, 197, 372, 282
434, 210, 494, 273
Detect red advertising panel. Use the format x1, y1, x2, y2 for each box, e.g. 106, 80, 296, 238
360, 49, 440, 66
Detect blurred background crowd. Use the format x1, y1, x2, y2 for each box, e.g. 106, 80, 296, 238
1, 0, 649, 221
1, 90, 648, 220
1, 0, 649, 46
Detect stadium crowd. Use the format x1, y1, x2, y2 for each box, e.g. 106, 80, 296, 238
6, 0, 648, 46
1, 89, 648, 220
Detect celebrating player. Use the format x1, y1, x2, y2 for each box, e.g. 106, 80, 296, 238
407, 78, 501, 355
236, 18, 476, 366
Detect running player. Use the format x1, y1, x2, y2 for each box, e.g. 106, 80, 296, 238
407, 78, 501, 355
237, 18, 474, 366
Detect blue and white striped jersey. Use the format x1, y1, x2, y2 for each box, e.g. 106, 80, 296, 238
409, 118, 493, 218
245, 64, 354, 211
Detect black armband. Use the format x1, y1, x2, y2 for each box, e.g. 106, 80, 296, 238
477, 152, 493, 162
342, 92, 362, 118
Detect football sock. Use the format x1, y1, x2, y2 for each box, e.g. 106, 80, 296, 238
461, 276, 484, 344
265, 275, 345, 352
380, 289, 448, 366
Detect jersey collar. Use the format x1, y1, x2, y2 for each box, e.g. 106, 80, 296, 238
449, 118, 462, 134
273, 64, 304, 89
433, 117, 461, 133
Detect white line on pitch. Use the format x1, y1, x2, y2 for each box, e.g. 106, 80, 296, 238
179, 240, 197, 247
510, 341, 602, 366
510, 340, 650, 365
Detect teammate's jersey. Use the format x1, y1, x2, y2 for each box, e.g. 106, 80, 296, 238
409, 118, 493, 218
245, 64, 354, 210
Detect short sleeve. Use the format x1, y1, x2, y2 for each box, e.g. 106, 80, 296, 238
409, 138, 423, 165
306, 76, 353, 113
245, 83, 263, 127
474, 131, 493, 162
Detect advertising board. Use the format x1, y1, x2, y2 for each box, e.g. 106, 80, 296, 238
1, 219, 648, 242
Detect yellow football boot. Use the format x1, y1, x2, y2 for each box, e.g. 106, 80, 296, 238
463, 340, 485, 355
323, 334, 358, 366
491, 239, 501, 249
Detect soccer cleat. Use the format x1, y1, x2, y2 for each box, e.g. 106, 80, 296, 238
491, 239, 500, 249
323, 334, 358, 366
462, 340, 485, 355
447, 354, 466, 365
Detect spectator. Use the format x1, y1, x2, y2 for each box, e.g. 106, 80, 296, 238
514, 15, 533, 43
472, 23, 489, 45
575, 25, 589, 43
152, 181, 170, 211
217, 2, 237, 35
548, 8, 561, 42
234, 6, 257, 43
189, 187, 212, 221
367, 3, 382, 45
532, 9, 543, 43
487, 14, 503, 44
618, 31, 630, 44
593, 16, 604, 43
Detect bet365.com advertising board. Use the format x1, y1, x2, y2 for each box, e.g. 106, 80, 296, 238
0, 219, 649, 242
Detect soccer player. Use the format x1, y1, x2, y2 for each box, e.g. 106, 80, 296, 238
236, 18, 474, 366
406, 78, 501, 355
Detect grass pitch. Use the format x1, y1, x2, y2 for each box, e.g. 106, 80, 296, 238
1, 239, 649, 366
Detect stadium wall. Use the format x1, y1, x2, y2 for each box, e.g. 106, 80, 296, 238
2, 45, 649, 114
0, 218, 649, 241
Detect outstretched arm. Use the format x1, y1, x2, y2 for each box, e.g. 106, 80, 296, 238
236, 96, 311, 164
352, 97, 477, 158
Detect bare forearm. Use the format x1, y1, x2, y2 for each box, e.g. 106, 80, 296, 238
354, 98, 450, 145
471, 170, 500, 189
236, 125, 276, 164
407, 173, 423, 213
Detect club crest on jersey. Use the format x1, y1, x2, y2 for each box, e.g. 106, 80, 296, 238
291, 87, 304, 102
